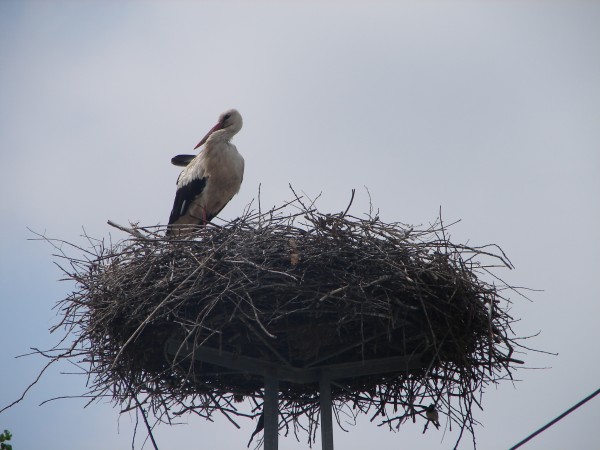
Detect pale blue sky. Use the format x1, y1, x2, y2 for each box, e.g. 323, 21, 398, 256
1, 1, 599, 449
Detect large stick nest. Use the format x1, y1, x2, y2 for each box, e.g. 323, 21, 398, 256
47, 191, 525, 448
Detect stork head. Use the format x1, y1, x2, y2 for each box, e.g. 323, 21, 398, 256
194, 109, 243, 149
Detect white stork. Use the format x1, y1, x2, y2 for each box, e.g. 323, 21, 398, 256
167, 109, 244, 236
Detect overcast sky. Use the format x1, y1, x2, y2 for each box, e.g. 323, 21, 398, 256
1, 1, 599, 449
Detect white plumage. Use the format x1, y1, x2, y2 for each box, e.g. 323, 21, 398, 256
167, 109, 244, 236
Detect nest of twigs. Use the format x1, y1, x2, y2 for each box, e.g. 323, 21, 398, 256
44, 191, 524, 448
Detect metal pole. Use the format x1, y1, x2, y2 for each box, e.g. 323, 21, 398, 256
264, 371, 279, 450
319, 374, 334, 450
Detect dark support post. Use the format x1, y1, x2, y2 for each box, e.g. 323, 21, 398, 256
319, 374, 334, 450
264, 371, 279, 450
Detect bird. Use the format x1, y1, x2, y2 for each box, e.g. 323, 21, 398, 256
247, 412, 264, 447
425, 404, 440, 430
167, 109, 244, 236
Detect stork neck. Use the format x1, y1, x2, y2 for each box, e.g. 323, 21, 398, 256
207, 128, 235, 145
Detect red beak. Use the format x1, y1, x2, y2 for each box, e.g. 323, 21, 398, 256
194, 122, 223, 149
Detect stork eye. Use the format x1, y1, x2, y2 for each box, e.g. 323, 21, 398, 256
223, 113, 231, 121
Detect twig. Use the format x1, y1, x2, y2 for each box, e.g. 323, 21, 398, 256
107, 220, 149, 241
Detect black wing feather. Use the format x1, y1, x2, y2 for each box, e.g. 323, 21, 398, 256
171, 154, 196, 167
168, 177, 208, 224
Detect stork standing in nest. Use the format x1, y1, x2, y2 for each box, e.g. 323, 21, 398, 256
167, 109, 244, 236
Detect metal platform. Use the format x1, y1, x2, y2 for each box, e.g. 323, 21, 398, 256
165, 339, 423, 450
